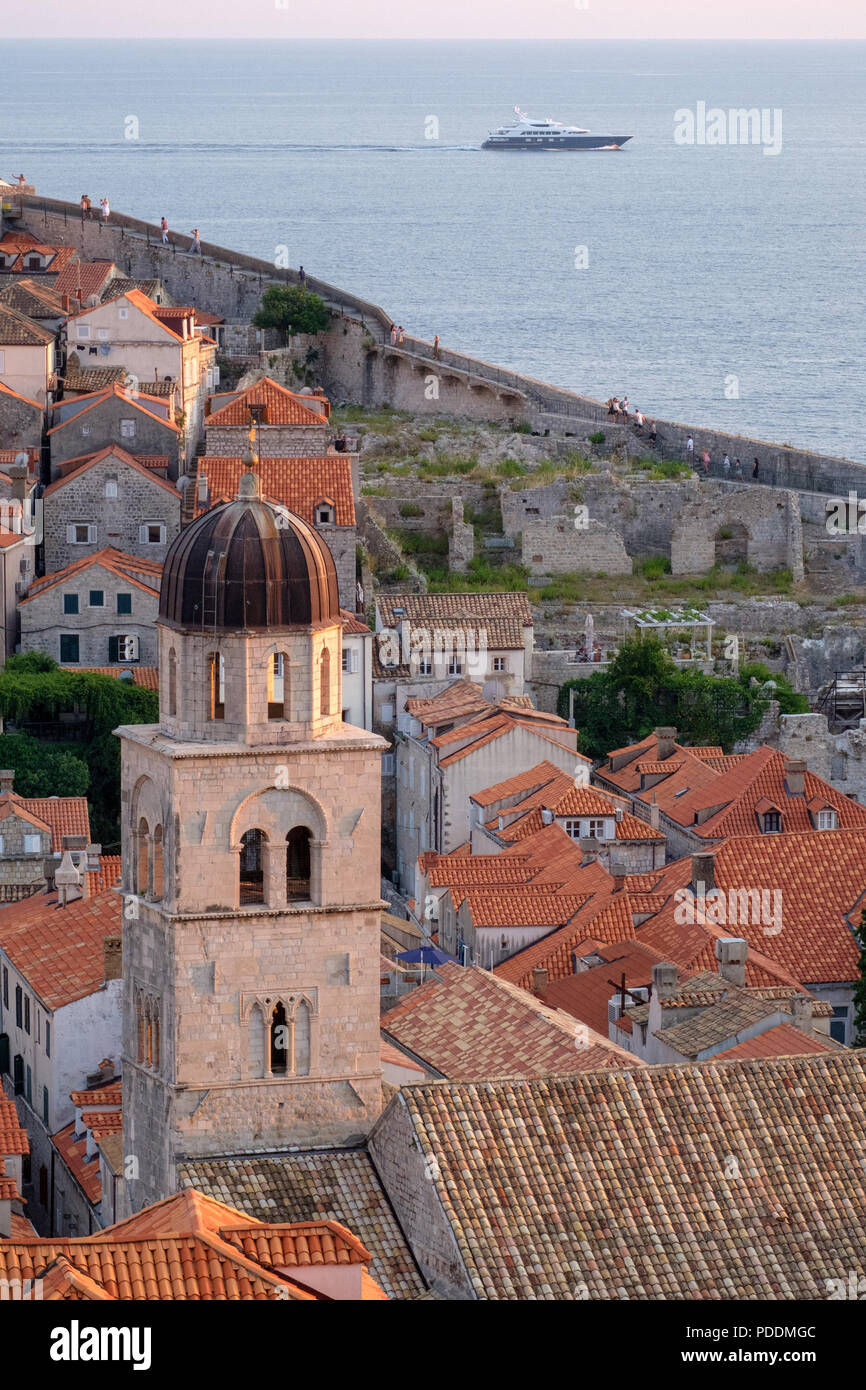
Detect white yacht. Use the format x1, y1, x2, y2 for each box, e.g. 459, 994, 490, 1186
482, 108, 632, 151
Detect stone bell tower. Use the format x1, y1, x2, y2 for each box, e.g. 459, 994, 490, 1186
118, 463, 386, 1212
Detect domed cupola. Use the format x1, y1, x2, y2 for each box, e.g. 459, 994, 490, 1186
159, 467, 340, 631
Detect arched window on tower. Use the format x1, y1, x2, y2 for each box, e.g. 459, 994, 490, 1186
167, 648, 177, 716
268, 652, 288, 720
152, 825, 163, 900
319, 647, 331, 717
239, 828, 266, 905
270, 1002, 288, 1075
136, 818, 149, 896
136, 991, 146, 1064
286, 826, 312, 901
150, 1000, 160, 1070
207, 651, 225, 720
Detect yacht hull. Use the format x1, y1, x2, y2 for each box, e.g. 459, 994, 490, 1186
482, 134, 632, 150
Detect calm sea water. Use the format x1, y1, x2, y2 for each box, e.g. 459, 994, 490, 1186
1, 39, 864, 459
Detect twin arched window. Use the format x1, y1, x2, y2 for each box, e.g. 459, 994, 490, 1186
136, 818, 164, 900
238, 825, 312, 906
248, 997, 312, 1078
136, 990, 161, 1070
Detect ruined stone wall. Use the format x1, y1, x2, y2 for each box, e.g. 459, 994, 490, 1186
670, 485, 804, 580
522, 516, 632, 577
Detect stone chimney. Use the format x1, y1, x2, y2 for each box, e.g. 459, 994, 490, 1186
715, 936, 748, 988
532, 967, 548, 1000
86, 842, 102, 870
790, 994, 813, 1036
0, 770, 13, 795
655, 726, 677, 761
691, 850, 716, 895
578, 837, 602, 866
196, 475, 210, 509
7, 459, 28, 504
103, 936, 122, 982
652, 962, 678, 1000
610, 861, 628, 893
649, 792, 660, 830
786, 759, 806, 797
54, 849, 83, 907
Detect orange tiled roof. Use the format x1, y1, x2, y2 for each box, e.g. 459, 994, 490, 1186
398, 1053, 866, 1299
712, 1022, 835, 1060
541, 939, 667, 1034
0, 277, 65, 318
0, 1187, 386, 1300
0, 1092, 29, 1156
0, 300, 55, 346
404, 680, 491, 726
378, 591, 533, 650
0, 886, 119, 1010
381, 962, 640, 1079
192, 457, 355, 525
69, 1083, 121, 1108
0, 790, 89, 849
205, 377, 331, 428
80, 667, 159, 690
22, 547, 162, 604
340, 608, 370, 635
51, 1121, 102, 1204
54, 259, 118, 302
461, 887, 589, 929
0, 234, 77, 275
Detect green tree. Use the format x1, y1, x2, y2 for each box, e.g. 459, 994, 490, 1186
0, 732, 89, 797
853, 909, 866, 1047
0, 656, 158, 848
739, 662, 810, 715
558, 635, 769, 760
253, 286, 331, 341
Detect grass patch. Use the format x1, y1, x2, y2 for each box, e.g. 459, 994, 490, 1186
425, 557, 530, 593
638, 555, 673, 581
588, 430, 605, 445
530, 573, 586, 603
834, 593, 864, 607
496, 457, 528, 478
398, 502, 425, 518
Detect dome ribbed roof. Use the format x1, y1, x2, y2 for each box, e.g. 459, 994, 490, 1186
159, 472, 340, 630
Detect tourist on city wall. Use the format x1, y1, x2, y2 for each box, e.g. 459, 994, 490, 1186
621, 396, 629, 420
648, 419, 657, 443
80, 194, 92, 219
723, 453, 731, 475
101, 197, 110, 220
433, 335, 440, 359
753, 456, 760, 480
160, 216, 169, 245
398, 325, 405, 344
189, 228, 202, 255
735, 458, 743, 478
685, 435, 694, 463
701, 448, 711, 475
390, 324, 397, 345
298, 265, 306, 284
635, 410, 644, 431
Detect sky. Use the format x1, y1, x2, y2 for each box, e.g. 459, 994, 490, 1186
4, 0, 865, 40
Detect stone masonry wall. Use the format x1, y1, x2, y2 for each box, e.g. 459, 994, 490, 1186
522, 516, 632, 577
49, 395, 181, 478
0, 390, 42, 448
20, 567, 159, 666
43, 456, 180, 572
204, 423, 330, 456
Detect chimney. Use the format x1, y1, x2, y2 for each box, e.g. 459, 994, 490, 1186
54, 849, 83, 906
786, 759, 806, 797
691, 850, 716, 895
541, 808, 555, 826
790, 994, 813, 1036
610, 861, 627, 893
0, 770, 14, 794
715, 936, 747, 988
103, 936, 122, 982
98, 1058, 115, 1082
7, 460, 28, 503
86, 842, 102, 870
649, 792, 660, 830
196, 475, 209, 508
61, 293, 70, 312
579, 837, 601, 866
652, 962, 678, 1000
532, 967, 548, 1000
655, 726, 677, 761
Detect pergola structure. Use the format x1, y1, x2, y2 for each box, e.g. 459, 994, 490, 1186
621, 606, 714, 661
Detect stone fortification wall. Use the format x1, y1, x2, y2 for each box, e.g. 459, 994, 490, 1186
522, 516, 632, 577
13, 195, 864, 489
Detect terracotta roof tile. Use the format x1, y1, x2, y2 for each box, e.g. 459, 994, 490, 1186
205, 378, 331, 428
54, 260, 118, 301
0, 886, 119, 1009
378, 591, 533, 650
193, 457, 355, 525
0, 300, 55, 346
22, 547, 162, 604
43, 444, 179, 498
0, 790, 90, 849
382, 963, 640, 1078
80, 667, 159, 690
396, 1053, 866, 1299
0, 1093, 29, 1156
713, 1022, 835, 1059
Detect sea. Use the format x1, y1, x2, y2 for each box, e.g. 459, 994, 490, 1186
1, 39, 864, 460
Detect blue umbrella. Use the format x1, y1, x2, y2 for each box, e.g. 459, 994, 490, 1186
396, 945, 455, 966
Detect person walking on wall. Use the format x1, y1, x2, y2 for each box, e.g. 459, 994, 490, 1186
398, 325, 405, 345
433, 335, 440, 359
685, 435, 694, 464
80, 194, 92, 220
390, 324, 398, 346
160, 216, 169, 245
701, 448, 711, 475
723, 453, 731, 475
298, 265, 306, 284
734, 458, 743, 479
648, 419, 657, 444
189, 228, 202, 256
752, 456, 760, 480
101, 197, 110, 220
